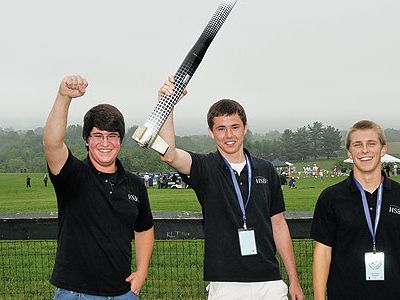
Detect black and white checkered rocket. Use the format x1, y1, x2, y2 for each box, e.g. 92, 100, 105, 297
132, 0, 238, 154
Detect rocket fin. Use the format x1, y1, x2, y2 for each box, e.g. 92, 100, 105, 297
151, 135, 169, 155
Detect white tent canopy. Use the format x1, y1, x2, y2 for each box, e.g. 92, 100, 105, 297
344, 154, 400, 164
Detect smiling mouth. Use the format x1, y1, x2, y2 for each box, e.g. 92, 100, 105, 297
99, 149, 112, 153
359, 157, 372, 161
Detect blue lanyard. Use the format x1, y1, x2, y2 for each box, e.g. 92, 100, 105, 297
223, 154, 252, 229
353, 176, 383, 253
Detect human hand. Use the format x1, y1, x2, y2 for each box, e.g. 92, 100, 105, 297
289, 280, 304, 300
158, 75, 188, 101
58, 75, 88, 99
125, 271, 146, 295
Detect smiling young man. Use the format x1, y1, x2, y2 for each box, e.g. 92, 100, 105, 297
43, 75, 154, 299
158, 77, 304, 300
311, 120, 400, 300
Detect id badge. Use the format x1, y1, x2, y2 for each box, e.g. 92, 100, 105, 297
238, 228, 257, 256
365, 252, 384, 281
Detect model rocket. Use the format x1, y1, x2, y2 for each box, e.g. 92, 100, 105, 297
132, 0, 238, 154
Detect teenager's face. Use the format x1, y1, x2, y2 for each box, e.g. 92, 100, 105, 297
87, 127, 121, 173
208, 113, 247, 159
347, 128, 387, 175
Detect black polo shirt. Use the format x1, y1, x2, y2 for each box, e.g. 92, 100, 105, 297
181, 149, 285, 282
311, 172, 400, 300
48, 150, 153, 296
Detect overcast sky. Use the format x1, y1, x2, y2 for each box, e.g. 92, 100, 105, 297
1, 0, 399, 135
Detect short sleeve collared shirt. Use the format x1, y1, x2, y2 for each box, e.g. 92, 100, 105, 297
181, 149, 285, 282
311, 172, 400, 300
49, 150, 153, 296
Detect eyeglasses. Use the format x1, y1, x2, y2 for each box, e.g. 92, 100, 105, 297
89, 133, 120, 143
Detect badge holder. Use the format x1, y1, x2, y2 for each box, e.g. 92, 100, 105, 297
238, 228, 257, 256
365, 251, 384, 281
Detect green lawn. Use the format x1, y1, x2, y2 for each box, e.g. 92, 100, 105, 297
282, 175, 344, 211
0, 173, 202, 213
0, 173, 57, 212
1, 173, 400, 213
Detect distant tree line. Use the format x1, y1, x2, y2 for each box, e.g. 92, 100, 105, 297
245, 121, 343, 162
1, 122, 399, 173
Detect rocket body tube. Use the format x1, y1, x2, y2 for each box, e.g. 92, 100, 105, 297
132, 0, 238, 154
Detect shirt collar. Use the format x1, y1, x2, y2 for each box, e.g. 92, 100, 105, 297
84, 155, 125, 177
213, 148, 256, 171
347, 170, 392, 192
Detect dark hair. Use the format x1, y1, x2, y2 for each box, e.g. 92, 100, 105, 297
345, 120, 386, 150
207, 99, 247, 129
82, 104, 125, 142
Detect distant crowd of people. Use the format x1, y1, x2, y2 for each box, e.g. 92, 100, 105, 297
383, 163, 399, 177
302, 164, 325, 178
140, 172, 184, 189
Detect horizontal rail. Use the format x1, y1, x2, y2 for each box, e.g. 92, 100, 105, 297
0, 211, 313, 240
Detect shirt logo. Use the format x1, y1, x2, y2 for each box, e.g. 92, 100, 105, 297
255, 176, 268, 184
389, 205, 400, 215
128, 193, 139, 203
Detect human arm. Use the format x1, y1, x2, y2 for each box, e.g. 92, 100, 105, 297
158, 76, 192, 175
271, 213, 304, 300
125, 227, 155, 294
313, 242, 331, 300
43, 75, 88, 175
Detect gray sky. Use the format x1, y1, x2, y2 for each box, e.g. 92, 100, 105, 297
1, 0, 399, 135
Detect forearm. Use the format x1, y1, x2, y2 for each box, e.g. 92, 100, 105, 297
272, 214, 305, 299
159, 111, 177, 163
313, 242, 331, 300
44, 75, 88, 174
272, 214, 300, 284
159, 110, 192, 174
43, 93, 72, 174
134, 227, 155, 276
43, 93, 71, 152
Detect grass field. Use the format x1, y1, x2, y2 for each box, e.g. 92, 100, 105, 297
1, 173, 400, 213
0, 173, 57, 212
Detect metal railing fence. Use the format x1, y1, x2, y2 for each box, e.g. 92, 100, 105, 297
0, 212, 313, 300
